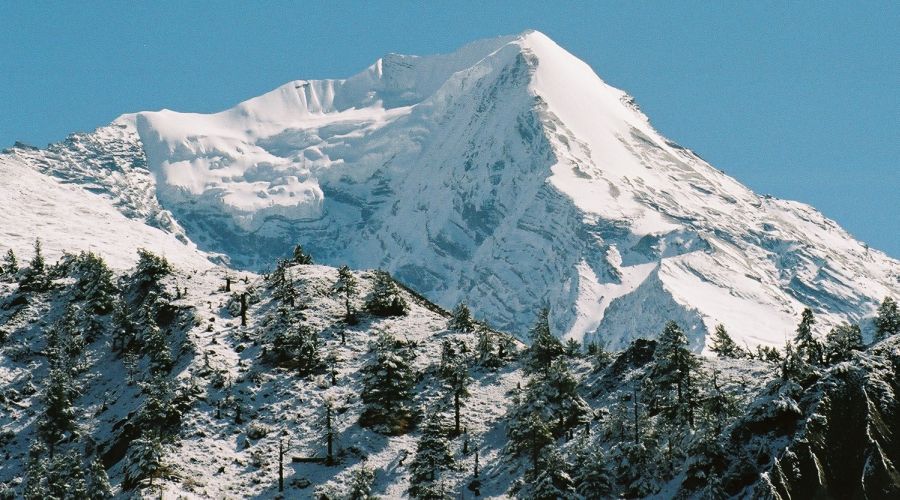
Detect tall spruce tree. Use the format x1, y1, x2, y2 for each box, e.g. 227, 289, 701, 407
794, 308, 823, 365
2, 248, 18, 279
824, 323, 864, 364
39, 368, 76, 456
364, 270, 408, 316
525, 308, 564, 374
448, 303, 476, 332
408, 412, 455, 498
874, 296, 900, 342
439, 341, 471, 435
709, 324, 742, 358
360, 331, 417, 434
649, 321, 702, 428
332, 265, 359, 322
88, 457, 113, 499
20, 238, 48, 291
292, 244, 313, 265
572, 439, 613, 499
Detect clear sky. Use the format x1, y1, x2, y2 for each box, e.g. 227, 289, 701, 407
1, 1, 897, 256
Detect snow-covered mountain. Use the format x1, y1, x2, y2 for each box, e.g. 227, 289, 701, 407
2, 30, 897, 352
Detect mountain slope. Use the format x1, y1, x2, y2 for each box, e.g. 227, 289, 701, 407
1, 31, 897, 352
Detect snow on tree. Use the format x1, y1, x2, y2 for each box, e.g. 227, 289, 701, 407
45, 449, 88, 499
88, 457, 113, 499
438, 340, 471, 435
271, 313, 323, 376
1, 248, 18, 279
571, 438, 613, 499
409, 412, 455, 498
72, 252, 117, 315
525, 307, 564, 374
143, 312, 173, 375
709, 324, 742, 359
647, 321, 702, 428
521, 448, 575, 499
360, 330, 417, 434
20, 238, 48, 291
564, 337, 582, 357
874, 296, 900, 342
125, 431, 165, 489
347, 464, 376, 500
134, 248, 172, 284
292, 243, 313, 265
39, 368, 76, 453
475, 329, 505, 369
111, 295, 136, 353
364, 270, 408, 317
824, 323, 864, 364
332, 265, 359, 323
794, 308, 823, 365
448, 302, 476, 332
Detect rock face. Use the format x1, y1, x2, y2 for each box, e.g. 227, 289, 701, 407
715, 337, 900, 498
2, 31, 898, 350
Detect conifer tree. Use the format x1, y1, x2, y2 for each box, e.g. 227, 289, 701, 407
527, 449, 575, 499
794, 308, 822, 365
475, 329, 503, 369
46, 449, 88, 499
112, 296, 136, 353
709, 324, 742, 358
333, 265, 359, 322
39, 368, 76, 455
2, 248, 18, 279
144, 314, 173, 375
825, 323, 864, 364
874, 296, 900, 342
134, 249, 172, 284
20, 238, 48, 291
525, 308, 564, 374
572, 439, 613, 499
700, 369, 740, 434
448, 302, 476, 332
125, 431, 165, 489
292, 244, 313, 264
88, 457, 113, 499
649, 321, 702, 428
364, 270, 408, 316
439, 341, 471, 435
564, 337, 582, 357
409, 412, 454, 498
73, 252, 117, 314
347, 464, 376, 500
23, 440, 48, 499
508, 412, 553, 470
360, 331, 417, 434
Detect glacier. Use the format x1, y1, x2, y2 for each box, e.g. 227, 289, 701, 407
1, 30, 897, 351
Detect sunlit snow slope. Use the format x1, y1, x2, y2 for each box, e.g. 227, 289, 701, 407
2, 31, 897, 351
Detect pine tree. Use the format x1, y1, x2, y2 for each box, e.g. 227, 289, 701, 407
347, 464, 376, 500
23, 440, 48, 499
409, 412, 455, 498
439, 341, 471, 435
360, 331, 417, 434
134, 248, 172, 284
564, 337, 582, 357
526, 449, 575, 499
333, 265, 359, 322
88, 457, 113, 499
874, 296, 900, 342
46, 449, 88, 499
125, 431, 165, 489
292, 244, 313, 264
448, 302, 476, 332
2, 248, 18, 279
525, 308, 564, 374
572, 440, 613, 499
794, 308, 823, 365
508, 411, 554, 470
20, 238, 48, 291
73, 252, 117, 314
700, 369, 740, 434
649, 321, 702, 428
709, 324, 742, 358
112, 296, 136, 353
825, 323, 864, 364
39, 368, 76, 454
364, 270, 408, 317
144, 313, 173, 375
475, 329, 504, 369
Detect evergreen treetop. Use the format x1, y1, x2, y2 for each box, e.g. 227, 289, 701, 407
525, 307, 564, 373
874, 296, 900, 342
364, 270, 408, 317
709, 324, 742, 359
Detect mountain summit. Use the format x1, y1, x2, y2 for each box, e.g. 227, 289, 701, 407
2, 31, 897, 350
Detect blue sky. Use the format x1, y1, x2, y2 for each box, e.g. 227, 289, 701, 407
1, 1, 897, 256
